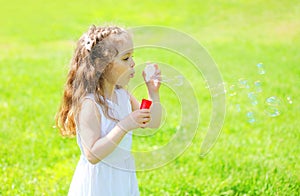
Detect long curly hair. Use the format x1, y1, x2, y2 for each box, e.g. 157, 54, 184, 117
56, 25, 130, 136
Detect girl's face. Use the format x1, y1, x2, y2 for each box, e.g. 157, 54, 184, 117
108, 35, 135, 87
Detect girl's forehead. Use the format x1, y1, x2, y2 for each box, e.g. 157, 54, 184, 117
118, 40, 134, 55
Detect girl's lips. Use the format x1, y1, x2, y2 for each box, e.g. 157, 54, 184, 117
130, 72, 135, 78
129, 70, 135, 78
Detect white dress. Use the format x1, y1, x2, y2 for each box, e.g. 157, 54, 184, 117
68, 88, 140, 196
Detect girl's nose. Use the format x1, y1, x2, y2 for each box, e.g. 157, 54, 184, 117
130, 60, 135, 68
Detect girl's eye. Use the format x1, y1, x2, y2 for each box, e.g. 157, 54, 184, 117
123, 55, 133, 61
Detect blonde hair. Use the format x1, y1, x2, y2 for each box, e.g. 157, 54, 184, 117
56, 25, 130, 136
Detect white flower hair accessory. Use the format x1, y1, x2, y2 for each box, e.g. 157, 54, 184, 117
101, 29, 109, 37
81, 26, 126, 52
83, 34, 93, 51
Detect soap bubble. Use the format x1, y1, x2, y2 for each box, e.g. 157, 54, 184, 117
144, 64, 156, 82
125, 26, 225, 169
246, 111, 255, 123
205, 82, 226, 97
256, 63, 266, 75
264, 96, 281, 117
174, 75, 184, 86
254, 80, 262, 93
236, 104, 241, 112
162, 75, 184, 86
248, 92, 258, 105
287, 96, 293, 104
238, 78, 250, 89
227, 84, 237, 96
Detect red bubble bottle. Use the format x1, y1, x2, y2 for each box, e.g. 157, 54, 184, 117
140, 99, 152, 109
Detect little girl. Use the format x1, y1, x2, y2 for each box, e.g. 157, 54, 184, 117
56, 25, 162, 196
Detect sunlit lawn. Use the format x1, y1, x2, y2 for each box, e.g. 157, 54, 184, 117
0, 0, 299, 195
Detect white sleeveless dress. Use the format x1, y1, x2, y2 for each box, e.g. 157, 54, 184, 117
68, 89, 140, 196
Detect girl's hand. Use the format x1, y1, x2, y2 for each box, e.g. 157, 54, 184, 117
142, 64, 161, 94
117, 109, 151, 131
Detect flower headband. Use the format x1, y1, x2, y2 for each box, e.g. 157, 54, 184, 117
82, 27, 125, 52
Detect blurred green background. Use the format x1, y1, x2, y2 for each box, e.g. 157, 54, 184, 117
0, 0, 299, 195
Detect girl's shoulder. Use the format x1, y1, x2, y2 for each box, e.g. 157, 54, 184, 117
82, 94, 102, 109
81, 93, 101, 108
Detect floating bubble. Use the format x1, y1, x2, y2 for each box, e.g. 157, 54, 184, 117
1, 102, 8, 108
248, 92, 258, 105
161, 75, 184, 86
144, 64, 156, 82
206, 82, 226, 97
287, 96, 293, 104
227, 84, 237, 96
265, 96, 281, 117
236, 104, 241, 112
246, 111, 255, 123
256, 63, 266, 75
254, 80, 262, 93
238, 78, 250, 89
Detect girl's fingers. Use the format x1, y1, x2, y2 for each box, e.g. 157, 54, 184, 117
142, 70, 146, 78
137, 117, 151, 127
141, 114, 151, 118
143, 117, 151, 122
138, 116, 150, 122
140, 122, 150, 128
140, 109, 151, 113
155, 69, 161, 75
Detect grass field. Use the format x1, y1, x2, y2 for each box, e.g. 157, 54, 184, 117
1, 0, 299, 195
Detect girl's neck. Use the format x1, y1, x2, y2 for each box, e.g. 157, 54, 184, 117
103, 78, 116, 99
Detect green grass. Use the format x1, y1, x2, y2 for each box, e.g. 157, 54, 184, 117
1, 0, 300, 195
